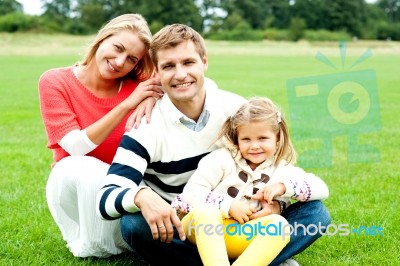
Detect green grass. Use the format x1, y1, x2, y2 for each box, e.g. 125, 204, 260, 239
1, 34, 399, 265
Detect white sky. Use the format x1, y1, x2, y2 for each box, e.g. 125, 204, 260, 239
17, 0, 43, 15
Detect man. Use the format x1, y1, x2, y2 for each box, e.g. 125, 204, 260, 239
97, 24, 331, 266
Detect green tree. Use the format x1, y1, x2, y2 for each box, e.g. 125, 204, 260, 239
289, 17, 306, 41
378, 0, 400, 23
220, 0, 291, 29
0, 0, 22, 15
324, 0, 366, 37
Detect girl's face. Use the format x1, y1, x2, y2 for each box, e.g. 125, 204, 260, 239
237, 121, 278, 170
95, 29, 146, 79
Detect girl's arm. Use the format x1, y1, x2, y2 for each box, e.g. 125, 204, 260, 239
277, 162, 329, 202
179, 149, 235, 218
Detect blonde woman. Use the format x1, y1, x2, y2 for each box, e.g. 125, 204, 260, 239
38, 14, 163, 257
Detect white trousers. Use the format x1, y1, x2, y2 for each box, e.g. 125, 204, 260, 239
46, 156, 131, 257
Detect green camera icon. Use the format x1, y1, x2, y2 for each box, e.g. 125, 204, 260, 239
287, 69, 381, 168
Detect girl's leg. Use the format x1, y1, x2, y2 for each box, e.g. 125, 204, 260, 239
224, 214, 290, 266
46, 156, 131, 257
181, 207, 230, 266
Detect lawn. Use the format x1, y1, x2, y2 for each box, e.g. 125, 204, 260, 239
0, 33, 399, 265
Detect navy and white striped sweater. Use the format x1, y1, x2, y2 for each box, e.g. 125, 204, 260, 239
97, 83, 245, 220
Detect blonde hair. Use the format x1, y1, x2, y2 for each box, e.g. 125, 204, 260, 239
81, 14, 153, 81
220, 97, 296, 166
150, 24, 206, 68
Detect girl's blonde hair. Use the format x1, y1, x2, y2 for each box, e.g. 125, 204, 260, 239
150, 24, 206, 68
219, 97, 297, 166
81, 14, 153, 81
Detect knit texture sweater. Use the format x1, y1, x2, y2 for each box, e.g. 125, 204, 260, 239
174, 147, 329, 218
97, 85, 245, 220
38, 66, 139, 165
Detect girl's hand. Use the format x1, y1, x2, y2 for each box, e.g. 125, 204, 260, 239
248, 200, 280, 220
251, 183, 286, 204
229, 200, 257, 224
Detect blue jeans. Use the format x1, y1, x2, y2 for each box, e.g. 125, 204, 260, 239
121, 200, 331, 266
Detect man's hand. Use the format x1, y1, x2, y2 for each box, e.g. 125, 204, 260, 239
135, 189, 186, 243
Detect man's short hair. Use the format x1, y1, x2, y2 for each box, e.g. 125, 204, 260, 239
150, 24, 207, 68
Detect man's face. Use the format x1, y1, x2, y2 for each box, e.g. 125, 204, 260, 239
155, 40, 208, 105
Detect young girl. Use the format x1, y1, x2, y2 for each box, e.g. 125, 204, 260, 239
172, 97, 329, 266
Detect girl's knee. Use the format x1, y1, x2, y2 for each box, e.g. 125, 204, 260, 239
191, 206, 222, 221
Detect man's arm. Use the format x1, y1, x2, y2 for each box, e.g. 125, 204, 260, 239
96, 134, 150, 220
96, 130, 186, 242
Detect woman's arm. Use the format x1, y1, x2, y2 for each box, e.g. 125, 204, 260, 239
85, 78, 162, 145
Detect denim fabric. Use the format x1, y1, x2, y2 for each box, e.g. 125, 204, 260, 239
270, 200, 331, 266
121, 200, 331, 266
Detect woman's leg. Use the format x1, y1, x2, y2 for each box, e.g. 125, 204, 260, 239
46, 156, 131, 258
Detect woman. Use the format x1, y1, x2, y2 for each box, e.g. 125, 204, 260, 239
38, 14, 163, 258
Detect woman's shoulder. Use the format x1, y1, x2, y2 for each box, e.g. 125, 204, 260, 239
39, 66, 74, 83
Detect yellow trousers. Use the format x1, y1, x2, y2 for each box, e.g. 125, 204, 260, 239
182, 207, 290, 266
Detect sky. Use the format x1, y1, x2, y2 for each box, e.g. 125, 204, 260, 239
17, 0, 43, 15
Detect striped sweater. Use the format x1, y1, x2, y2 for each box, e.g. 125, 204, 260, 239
97, 84, 245, 220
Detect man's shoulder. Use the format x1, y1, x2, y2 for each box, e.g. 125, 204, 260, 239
208, 88, 245, 114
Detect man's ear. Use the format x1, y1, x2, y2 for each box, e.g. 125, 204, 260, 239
203, 56, 208, 71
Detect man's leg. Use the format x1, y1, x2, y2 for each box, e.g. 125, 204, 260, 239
270, 200, 331, 266
120, 212, 203, 266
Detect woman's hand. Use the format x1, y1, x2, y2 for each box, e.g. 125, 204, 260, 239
123, 77, 163, 131
125, 96, 159, 131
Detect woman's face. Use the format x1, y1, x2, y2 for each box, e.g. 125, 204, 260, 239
95, 29, 146, 80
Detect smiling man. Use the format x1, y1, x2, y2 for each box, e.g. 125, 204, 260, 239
96, 24, 245, 264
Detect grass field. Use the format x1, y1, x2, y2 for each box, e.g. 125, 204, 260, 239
1, 33, 399, 265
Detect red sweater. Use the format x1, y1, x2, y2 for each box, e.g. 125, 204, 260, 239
38, 66, 139, 165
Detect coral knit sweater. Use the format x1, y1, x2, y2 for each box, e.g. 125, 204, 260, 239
38, 66, 140, 165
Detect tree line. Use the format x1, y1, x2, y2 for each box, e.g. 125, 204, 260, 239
1, 0, 400, 41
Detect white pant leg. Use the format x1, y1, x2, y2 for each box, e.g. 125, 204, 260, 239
46, 156, 131, 258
